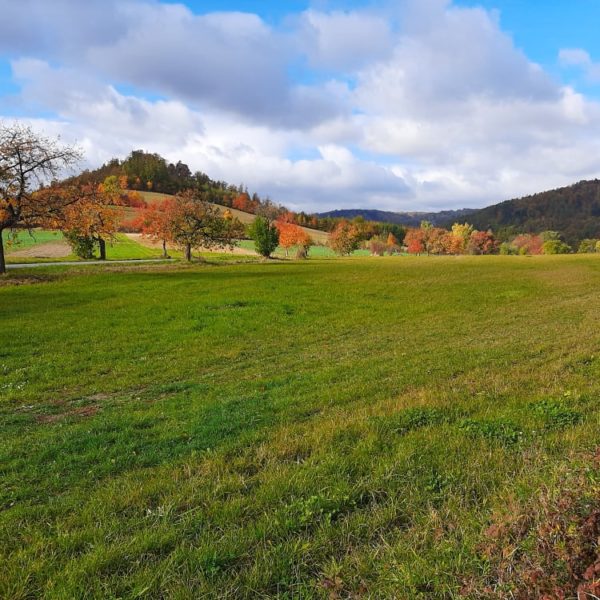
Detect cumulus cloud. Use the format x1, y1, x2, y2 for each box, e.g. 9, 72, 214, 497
2, 0, 600, 211
296, 9, 394, 71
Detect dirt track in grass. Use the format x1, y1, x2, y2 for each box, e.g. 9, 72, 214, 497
6, 241, 71, 258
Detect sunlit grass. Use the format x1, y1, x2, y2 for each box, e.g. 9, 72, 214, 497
1, 255, 599, 598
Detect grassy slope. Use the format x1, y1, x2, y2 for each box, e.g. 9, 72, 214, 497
1, 256, 600, 598
139, 191, 330, 245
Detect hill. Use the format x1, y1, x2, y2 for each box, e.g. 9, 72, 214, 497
138, 191, 329, 244
317, 207, 475, 227
463, 179, 600, 244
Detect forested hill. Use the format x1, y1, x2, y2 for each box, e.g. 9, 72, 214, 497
317, 208, 475, 227
464, 180, 600, 244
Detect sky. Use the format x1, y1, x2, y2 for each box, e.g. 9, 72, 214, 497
1, 0, 600, 213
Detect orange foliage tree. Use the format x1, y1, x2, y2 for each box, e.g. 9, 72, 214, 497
404, 228, 426, 254
329, 220, 360, 256
134, 198, 175, 258
276, 221, 313, 257
60, 181, 124, 260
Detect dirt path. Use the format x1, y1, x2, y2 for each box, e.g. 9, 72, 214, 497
125, 233, 258, 256
6, 241, 72, 259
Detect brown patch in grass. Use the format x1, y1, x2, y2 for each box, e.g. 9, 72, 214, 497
0, 273, 57, 286
36, 405, 100, 424
462, 449, 600, 599
7, 241, 71, 258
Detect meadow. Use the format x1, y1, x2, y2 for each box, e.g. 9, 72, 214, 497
1, 256, 599, 598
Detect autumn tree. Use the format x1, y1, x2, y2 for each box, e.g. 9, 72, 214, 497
276, 221, 312, 257
0, 122, 81, 273
511, 234, 544, 255
295, 229, 313, 259
467, 230, 498, 255
386, 233, 400, 254
369, 236, 387, 256
449, 222, 474, 254
426, 227, 451, 255
249, 215, 279, 258
404, 228, 426, 254
60, 181, 124, 260
169, 191, 243, 261
135, 198, 175, 258
329, 220, 360, 256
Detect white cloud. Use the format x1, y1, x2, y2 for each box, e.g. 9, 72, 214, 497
559, 48, 600, 83
297, 9, 394, 71
3, 0, 600, 212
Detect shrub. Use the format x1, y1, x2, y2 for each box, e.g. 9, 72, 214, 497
248, 216, 279, 258
63, 230, 96, 259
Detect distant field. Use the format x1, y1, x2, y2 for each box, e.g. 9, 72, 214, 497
1, 256, 600, 598
4, 231, 171, 263
2, 229, 64, 250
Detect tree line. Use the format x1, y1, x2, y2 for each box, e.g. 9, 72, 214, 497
0, 124, 246, 272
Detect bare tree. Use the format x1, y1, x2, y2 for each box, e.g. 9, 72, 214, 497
0, 122, 82, 273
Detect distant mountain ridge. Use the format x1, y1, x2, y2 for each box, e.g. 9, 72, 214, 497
320, 179, 600, 244
317, 208, 476, 228
462, 179, 600, 244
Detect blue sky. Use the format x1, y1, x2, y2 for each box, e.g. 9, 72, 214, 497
1, 0, 599, 212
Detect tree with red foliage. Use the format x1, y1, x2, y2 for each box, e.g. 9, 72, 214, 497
512, 233, 544, 255
468, 230, 498, 255
233, 193, 253, 213
404, 228, 426, 254
135, 198, 175, 258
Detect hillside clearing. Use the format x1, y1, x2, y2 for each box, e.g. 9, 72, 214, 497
1, 256, 599, 598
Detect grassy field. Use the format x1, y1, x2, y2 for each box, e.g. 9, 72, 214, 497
2, 229, 65, 250
4, 232, 173, 263
1, 256, 600, 598
237, 239, 370, 258
4, 229, 343, 262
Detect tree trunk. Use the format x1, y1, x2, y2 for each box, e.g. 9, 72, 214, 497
0, 228, 5, 274
185, 243, 192, 261
98, 237, 106, 260
162, 239, 168, 258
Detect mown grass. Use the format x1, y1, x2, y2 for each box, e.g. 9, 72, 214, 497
2, 229, 65, 250
237, 239, 370, 258
1, 255, 600, 598
5, 232, 172, 263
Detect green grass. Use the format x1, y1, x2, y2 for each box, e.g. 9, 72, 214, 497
5, 232, 173, 263
237, 239, 370, 258
2, 228, 64, 250
1, 256, 600, 598
103, 234, 169, 260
